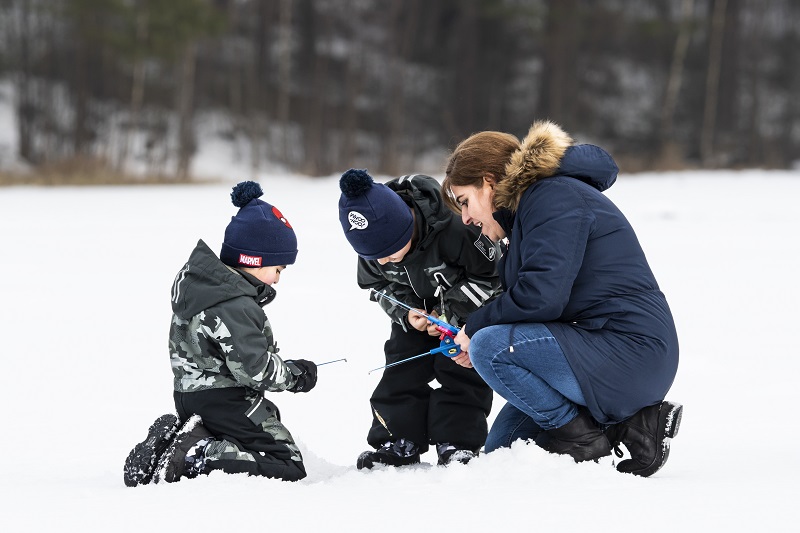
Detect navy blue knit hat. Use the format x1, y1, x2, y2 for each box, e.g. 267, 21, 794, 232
338, 169, 413, 260
220, 181, 298, 268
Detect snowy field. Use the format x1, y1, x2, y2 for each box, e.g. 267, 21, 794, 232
1, 167, 798, 532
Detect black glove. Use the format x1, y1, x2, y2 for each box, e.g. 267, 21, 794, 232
285, 359, 317, 393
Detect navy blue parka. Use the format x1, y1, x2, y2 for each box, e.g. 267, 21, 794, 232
464, 125, 679, 425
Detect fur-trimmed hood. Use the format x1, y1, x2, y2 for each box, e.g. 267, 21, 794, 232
495, 121, 618, 211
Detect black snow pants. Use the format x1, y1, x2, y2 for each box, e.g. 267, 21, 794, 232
174, 387, 306, 481
367, 321, 493, 454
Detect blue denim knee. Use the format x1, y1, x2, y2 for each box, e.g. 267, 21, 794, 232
470, 323, 584, 430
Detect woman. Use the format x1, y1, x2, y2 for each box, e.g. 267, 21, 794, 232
442, 120, 682, 477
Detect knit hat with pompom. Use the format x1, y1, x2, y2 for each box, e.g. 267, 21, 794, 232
220, 181, 297, 267
338, 169, 413, 260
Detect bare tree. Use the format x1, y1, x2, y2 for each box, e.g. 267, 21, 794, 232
70, 7, 90, 156
382, 0, 422, 174
13, 0, 35, 162
117, 1, 149, 171
244, 0, 274, 179
742, 0, 765, 166
340, 35, 365, 169
701, 0, 728, 167
175, 41, 197, 181
300, 4, 331, 176
277, 0, 293, 165
657, 0, 695, 167
541, 0, 580, 125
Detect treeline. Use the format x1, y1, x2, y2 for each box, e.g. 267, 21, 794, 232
1, 0, 798, 180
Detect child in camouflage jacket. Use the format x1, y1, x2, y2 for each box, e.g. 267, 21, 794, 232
124, 181, 317, 487
338, 169, 502, 468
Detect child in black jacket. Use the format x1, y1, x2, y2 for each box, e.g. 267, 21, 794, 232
338, 169, 502, 468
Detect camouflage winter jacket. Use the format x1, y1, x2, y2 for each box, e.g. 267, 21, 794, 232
169, 240, 298, 393
356, 174, 502, 329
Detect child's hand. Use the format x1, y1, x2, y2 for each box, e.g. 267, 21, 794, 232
425, 310, 443, 337
407, 309, 430, 332
285, 359, 318, 393
408, 309, 443, 337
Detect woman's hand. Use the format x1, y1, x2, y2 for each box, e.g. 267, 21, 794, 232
452, 329, 473, 368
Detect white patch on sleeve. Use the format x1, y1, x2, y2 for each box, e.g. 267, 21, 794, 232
473, 237, 496, 260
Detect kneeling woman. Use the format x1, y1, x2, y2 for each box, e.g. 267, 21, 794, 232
443, 121, 682, 477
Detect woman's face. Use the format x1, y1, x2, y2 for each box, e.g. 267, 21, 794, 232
449, 176, 506, 242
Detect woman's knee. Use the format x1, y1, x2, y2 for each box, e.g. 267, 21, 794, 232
469, 326, 509, 372
474, 327, 525, 381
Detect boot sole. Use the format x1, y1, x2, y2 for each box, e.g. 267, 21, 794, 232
356, 450, 421, 470
663, 401, 683, 439
623, 401, 683, 478
123, 414, 180, 487
154, 414, 204, 484
437, 450, 478, 466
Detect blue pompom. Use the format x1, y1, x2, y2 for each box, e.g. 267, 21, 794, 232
231, 181, 263, 208
339, 169, 374, 198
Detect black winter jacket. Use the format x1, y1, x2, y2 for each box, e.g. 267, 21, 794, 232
356, 174, 502, 329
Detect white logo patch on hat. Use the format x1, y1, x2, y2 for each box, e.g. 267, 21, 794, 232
348, 211, 369, 231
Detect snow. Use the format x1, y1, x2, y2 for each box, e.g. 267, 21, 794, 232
2, 132, 799, 530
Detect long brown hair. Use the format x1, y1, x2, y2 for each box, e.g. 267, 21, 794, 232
442, 131, 520, 213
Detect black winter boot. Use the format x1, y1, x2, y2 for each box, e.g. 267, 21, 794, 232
606, 400, 683, 478
154, 415, 216, 483
357, 439, 420, 470
535, 408, 611, 463
123, 413, 180, 487
436, 443, 479, 466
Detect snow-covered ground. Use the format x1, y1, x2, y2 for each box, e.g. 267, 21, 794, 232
1, 168, 798, 532
1, 82, 799, 531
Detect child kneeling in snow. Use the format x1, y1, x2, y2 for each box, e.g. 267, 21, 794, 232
124, 181, 317, 486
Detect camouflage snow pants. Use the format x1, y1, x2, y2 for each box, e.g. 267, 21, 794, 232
174, 387, 306, 481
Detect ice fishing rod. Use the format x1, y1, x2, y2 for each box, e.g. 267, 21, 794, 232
317, 358, 347, 366
367, 338, 461, 374
369, 289, 459, 337
367, 289, 461, 374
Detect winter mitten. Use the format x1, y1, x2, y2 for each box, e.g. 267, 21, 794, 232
285, 359, 318, 393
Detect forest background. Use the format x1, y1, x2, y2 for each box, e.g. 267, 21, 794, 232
1, 0, 799, 185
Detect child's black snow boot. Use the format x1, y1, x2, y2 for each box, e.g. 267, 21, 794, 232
154, 415, 215, 483
534, 408, 611, 463
123, 413, 180, 487
436, 443, 479, 466
606, 400, 683, 477
357, 439, 420, 470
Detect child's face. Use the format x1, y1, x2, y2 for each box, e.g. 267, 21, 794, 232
376, 238, 412, 265
250, 265, 286, 286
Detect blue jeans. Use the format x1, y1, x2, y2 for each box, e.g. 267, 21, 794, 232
484, 402, 545, 452
470, 323, 585, 440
